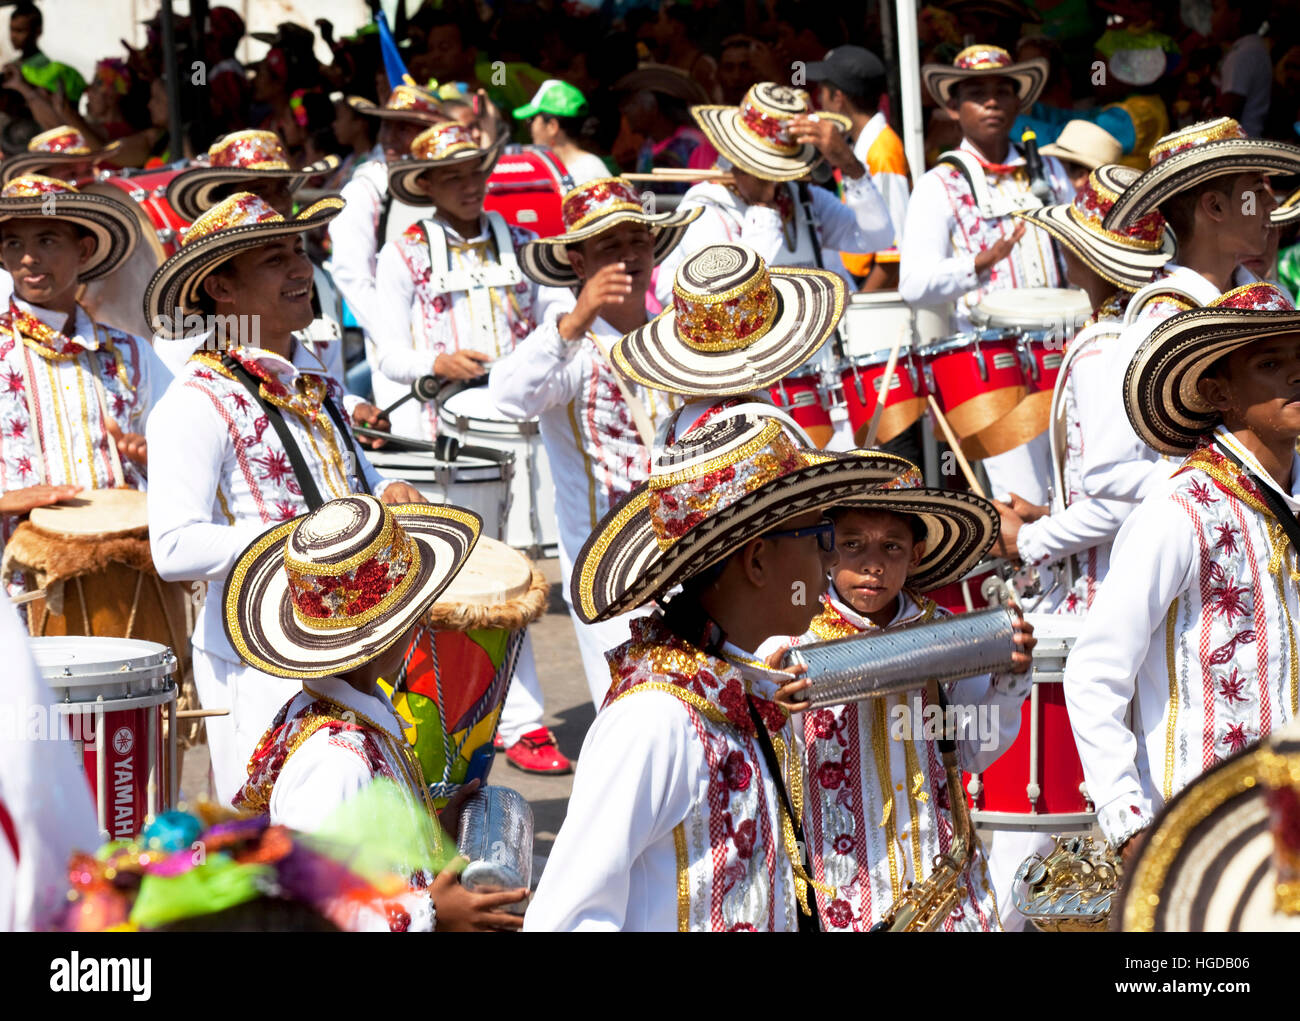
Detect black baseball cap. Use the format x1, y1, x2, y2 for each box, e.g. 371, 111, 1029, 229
805, 46, 886, 97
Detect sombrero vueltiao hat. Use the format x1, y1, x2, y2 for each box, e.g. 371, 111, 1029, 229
224, 495, 481, 680
347, 82, 446, 125
570, 408, 909, 623
612, 243, 845, 397
166, 130, 340, 221
830, 461, 1000, 592
1102, 118, 1300, 232
1013, 164, 1173, 292
690, 83, 851, 182
0, 175, 139, 280
144, 191, 344, 339
1118, 717, 1300, 932
386, 122, 507, 207
1124, 282, 1298, 456
0, 125, 121, 185
517, 176, 701, 288
921, 45, 1048, 112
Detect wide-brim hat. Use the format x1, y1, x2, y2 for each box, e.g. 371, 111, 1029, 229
1102, 119, 1300, 231
1124, 282, 1299, 455
921, 45, 1048, 111
571, 409, 909, 623
1117, 718, 1300, 932
830, 461, 1000, 591
612, 243, 845, 397
386, 123, 508, 206
0, 126, 123, 185
144, 191, 344, 339
347, 82, 445, 125
167, 130, 339, 221
691, 82, 852, 182
0, 174, 140, 281
517, 176, 701, 287
224, 494, 481, 680
1014, 164, 1174, 292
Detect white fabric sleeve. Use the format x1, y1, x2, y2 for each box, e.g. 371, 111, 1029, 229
897, 171, 978, 306
1062, 497, 1196, 845
818, 173, 894, 253
1017, 495, 1134, 566
523, 692, 697, 932
146, 387, 270, 582
372, 241, 432, 385
327, 176, 383, 338
488, 316, 585, 420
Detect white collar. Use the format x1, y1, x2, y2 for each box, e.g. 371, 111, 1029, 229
1212, 426, 1300, 511
13, 298, 92, 345
302, 675, 406, 742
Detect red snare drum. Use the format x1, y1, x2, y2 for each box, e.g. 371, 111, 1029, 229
965, 613, 1094, 832
921, 332, 1027, 439
769, 374, 834, 449
31, 636, 178, 843
839, 348, 928, 446
83, 169, 188, 338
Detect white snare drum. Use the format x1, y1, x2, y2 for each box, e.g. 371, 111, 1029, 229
31, 636, 178, 843
841, 291, 948, 360
437, 386, 559, 557
966, 613, 1094, 832
366, 443, 514, 545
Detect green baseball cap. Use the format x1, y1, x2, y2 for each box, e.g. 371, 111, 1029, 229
512, 79, 588, 119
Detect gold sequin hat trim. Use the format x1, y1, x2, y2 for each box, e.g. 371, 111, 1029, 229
611, 242, 846, 397
386, 124, 509, 207
223, 495, 483, 680
921, 45, 1048, 111
1118, 721, 1300, 931
0, 173, 140, 281
570, 407, 911, 623
143, 191, 345, 339
690, 81, 851, 182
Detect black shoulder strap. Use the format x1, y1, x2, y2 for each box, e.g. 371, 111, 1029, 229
322, 392, 371, 495
221, 354, 324, 510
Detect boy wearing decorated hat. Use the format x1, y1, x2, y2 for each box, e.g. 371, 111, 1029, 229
900, 44, 1074, 509
1064, 282, 1300, 866
1077, 118, 1300, 507
374, 121, 567, 775
513, 79, 608, 186
0, 175, 170, 568
994, 164, 1174, 614
145, 192, 423, 806
224, 492, 528, 930
526, 407, 907, 931
490, 176, 700, 705
764, 464, 1035, 931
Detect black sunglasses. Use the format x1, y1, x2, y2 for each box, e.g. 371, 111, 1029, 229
766, 516, 837, 553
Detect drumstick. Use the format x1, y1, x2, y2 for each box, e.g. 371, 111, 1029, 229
861, 324, 906, 450
926, 394, 986, 499
174, 708, 230, 718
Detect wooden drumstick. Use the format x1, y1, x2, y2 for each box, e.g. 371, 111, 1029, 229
861, 324, 907, 450
926, 394, 986, 499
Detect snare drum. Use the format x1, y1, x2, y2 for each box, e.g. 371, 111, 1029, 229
82, 170, 187, 338
384, 538, 548, 807
921, 332, 1027, 439
365, 443, 513, 545
30, 636, 178, 842
966, 613, 1093, 832
438, 386, 559, 557
839, 347, 928, 446
769, 374, 834, 449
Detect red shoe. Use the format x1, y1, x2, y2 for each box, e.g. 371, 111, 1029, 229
504, 728, 572, 775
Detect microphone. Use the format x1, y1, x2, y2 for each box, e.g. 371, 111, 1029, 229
1020, 127, 1053, 204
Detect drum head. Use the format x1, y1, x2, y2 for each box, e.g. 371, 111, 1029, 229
972, 288, 1091, 330
30, 488, 148, 536
436, 536, 532, 607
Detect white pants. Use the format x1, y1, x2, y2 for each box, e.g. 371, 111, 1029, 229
984, 828, 1057, 932
192, 649, 300, 807
496, 632, 546, 745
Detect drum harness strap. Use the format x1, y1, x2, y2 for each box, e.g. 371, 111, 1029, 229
220, 353, 370, 511
421, 212, 522, 358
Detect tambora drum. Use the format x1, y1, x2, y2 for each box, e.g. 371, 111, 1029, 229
965, 612, 1093, 832
383, 537, 548, 807
365, 441, 513, 544
31, 636, 178, 842
438, 385, 559, 557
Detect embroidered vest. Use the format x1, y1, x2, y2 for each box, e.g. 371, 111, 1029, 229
796, 593, 1000, 931
1157, 448, 1300, 802
603, 616, 804, 931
